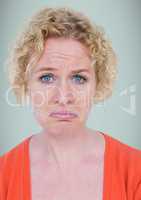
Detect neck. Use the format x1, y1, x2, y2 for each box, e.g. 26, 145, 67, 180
37, 124, 94, 167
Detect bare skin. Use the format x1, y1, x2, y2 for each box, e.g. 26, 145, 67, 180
29, 128, 105, 200
27, 37, 105, 199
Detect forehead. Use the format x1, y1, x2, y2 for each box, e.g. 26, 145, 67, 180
36, 37, 92, 70
44, 37, 90, 55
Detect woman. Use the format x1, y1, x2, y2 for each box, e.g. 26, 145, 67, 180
0, 7, 141, 200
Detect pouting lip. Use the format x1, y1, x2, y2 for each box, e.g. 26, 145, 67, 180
49, 111, 78, 118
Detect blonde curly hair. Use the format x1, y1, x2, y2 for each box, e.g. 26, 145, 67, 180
7, 6, 118, 104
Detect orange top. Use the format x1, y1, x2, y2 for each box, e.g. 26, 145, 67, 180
0, 132, 141, 200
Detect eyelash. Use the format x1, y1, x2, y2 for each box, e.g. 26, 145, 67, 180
39, 73, 88, 84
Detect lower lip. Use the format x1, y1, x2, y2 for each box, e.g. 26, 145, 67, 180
50, 112, 77, 119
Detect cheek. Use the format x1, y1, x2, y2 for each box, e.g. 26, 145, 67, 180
77, 82, 95, 107
31, 91, 45, 107
29, 86, 57, 111
28, 83, 48, 108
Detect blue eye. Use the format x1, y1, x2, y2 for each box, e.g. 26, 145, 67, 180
39, 73, 88, 85
39, 73, 55, 83
72, 74, 88, 84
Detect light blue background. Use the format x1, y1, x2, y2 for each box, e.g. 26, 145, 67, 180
0, 0, 140, 155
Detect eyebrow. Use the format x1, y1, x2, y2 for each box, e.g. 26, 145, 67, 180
35, 67, 90, 74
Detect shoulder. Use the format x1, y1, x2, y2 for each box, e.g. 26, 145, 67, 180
103, 132, 141, 198
0, 137, 27, 160
104, 132, 141, 162
0, 136, 30, 177
0, 136, 30, 196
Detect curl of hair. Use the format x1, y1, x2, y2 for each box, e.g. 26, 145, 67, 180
6, 7, 118, 104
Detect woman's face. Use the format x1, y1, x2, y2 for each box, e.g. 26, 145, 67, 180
27, 37, 96, 131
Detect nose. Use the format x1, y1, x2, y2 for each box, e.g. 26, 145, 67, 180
54, 78, 75, 105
